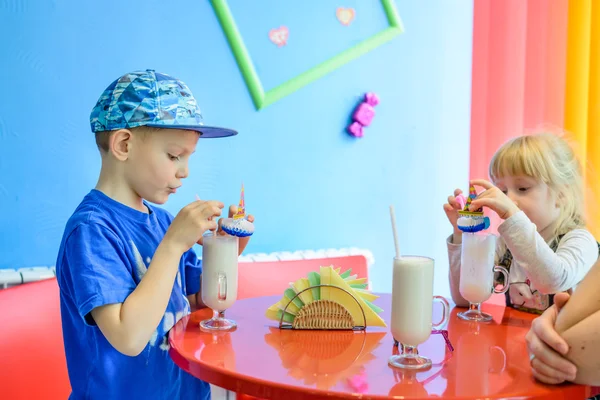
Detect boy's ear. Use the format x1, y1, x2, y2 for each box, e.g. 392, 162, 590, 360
109, 129, 133, 161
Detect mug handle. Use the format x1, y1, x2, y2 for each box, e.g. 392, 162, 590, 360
493, 265, 510, 294
432, 296, 450, 328
489, 345, 507, 373
217, 272, 227, 301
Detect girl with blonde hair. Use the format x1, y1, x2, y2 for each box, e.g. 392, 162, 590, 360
444, 132, 599, 314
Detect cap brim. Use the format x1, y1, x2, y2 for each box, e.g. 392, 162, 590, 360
145, 124, 238, 138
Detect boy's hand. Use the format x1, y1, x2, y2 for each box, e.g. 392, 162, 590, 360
218, 205, 255, 255
443, 188, 464, 241
165, 199, 224, 254
469, 179, 520, 220
526, 293, 577, 384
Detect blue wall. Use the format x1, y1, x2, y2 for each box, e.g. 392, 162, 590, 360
0, 0, 473, 297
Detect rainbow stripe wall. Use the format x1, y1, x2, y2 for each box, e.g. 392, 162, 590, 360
470, 0, 600, 239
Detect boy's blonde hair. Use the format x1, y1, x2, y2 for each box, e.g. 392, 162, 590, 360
489, 132, 585, 240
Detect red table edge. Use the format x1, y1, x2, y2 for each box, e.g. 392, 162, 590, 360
168, 330, 591, 400
168, 300, 593, 400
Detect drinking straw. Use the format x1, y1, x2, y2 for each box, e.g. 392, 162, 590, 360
196, 194, 217, 236
389, 205, 400, 259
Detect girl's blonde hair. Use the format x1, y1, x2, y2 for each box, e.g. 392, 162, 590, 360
489, 132, 585, 240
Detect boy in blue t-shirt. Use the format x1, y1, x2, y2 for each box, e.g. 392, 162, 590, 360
55, 69, 253, 400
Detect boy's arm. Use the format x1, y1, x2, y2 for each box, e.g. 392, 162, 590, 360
91, 239, 183, 356
187, 276, 207, 311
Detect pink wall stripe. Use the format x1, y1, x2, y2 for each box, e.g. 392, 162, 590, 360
469, 0, 569, 304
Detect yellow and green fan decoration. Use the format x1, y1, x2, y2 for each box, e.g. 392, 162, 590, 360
265, 266, 387, 329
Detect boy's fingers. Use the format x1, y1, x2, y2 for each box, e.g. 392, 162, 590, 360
216, 218, 228, 236
453, 188, 463, 197
247, 214, 255, 223
210, 200, 225, 209
191, 199, 224, 210
199, 205, 223, 220
228, 205, 237, 218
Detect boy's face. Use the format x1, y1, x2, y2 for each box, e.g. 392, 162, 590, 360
126, 128, 199, 204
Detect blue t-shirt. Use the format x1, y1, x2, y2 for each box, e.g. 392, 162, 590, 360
56, 189, 210, 400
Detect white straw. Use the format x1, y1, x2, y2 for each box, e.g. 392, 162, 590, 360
196, 194, 217, 236
389, 205, 401, 259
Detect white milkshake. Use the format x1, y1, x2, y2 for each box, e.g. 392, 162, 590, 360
389, 256, 450, 370
391, 256, 435, 347
201, 234, 239, 313
459, 233, 495, 304
457, 233, 509, 322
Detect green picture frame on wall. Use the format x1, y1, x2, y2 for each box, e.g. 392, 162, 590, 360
211, 0, 404, 110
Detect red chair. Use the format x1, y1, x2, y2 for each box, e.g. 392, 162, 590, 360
238, 255, 370, 300
0, 278, 71, 400
0, 254, 369, 400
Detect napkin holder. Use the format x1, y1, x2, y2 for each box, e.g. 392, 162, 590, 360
278, 284, 367, 331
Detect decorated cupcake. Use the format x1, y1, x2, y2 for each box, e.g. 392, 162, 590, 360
457, 185, 490, 233
221, 184, 255, 237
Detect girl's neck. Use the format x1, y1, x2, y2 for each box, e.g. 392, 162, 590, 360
538, 218, 560, 243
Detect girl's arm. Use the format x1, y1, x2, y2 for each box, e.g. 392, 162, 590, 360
447, 234, 469, 307
498, 211, 598, 294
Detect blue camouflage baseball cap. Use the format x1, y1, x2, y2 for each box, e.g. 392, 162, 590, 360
90, 69, 237, 138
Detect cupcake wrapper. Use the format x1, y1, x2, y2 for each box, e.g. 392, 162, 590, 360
222, 225, 254, 237
221, 218, 255, 238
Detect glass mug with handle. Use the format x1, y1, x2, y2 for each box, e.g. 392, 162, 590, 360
458, 233, 509, 322
200, 233, 239, 331
389, 256, 450, 370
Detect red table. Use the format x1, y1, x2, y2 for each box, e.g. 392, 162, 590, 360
169, 294, 590, 399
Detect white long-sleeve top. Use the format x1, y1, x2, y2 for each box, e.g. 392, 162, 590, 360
448, 211, 599, 313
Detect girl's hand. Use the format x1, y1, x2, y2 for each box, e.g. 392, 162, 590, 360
443, 188, 464, 232
469, 179, 520, 220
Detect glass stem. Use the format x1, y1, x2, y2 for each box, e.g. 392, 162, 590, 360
215, 310, 225, 320
470, 303, 481, 312
402, 345, 419, 357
